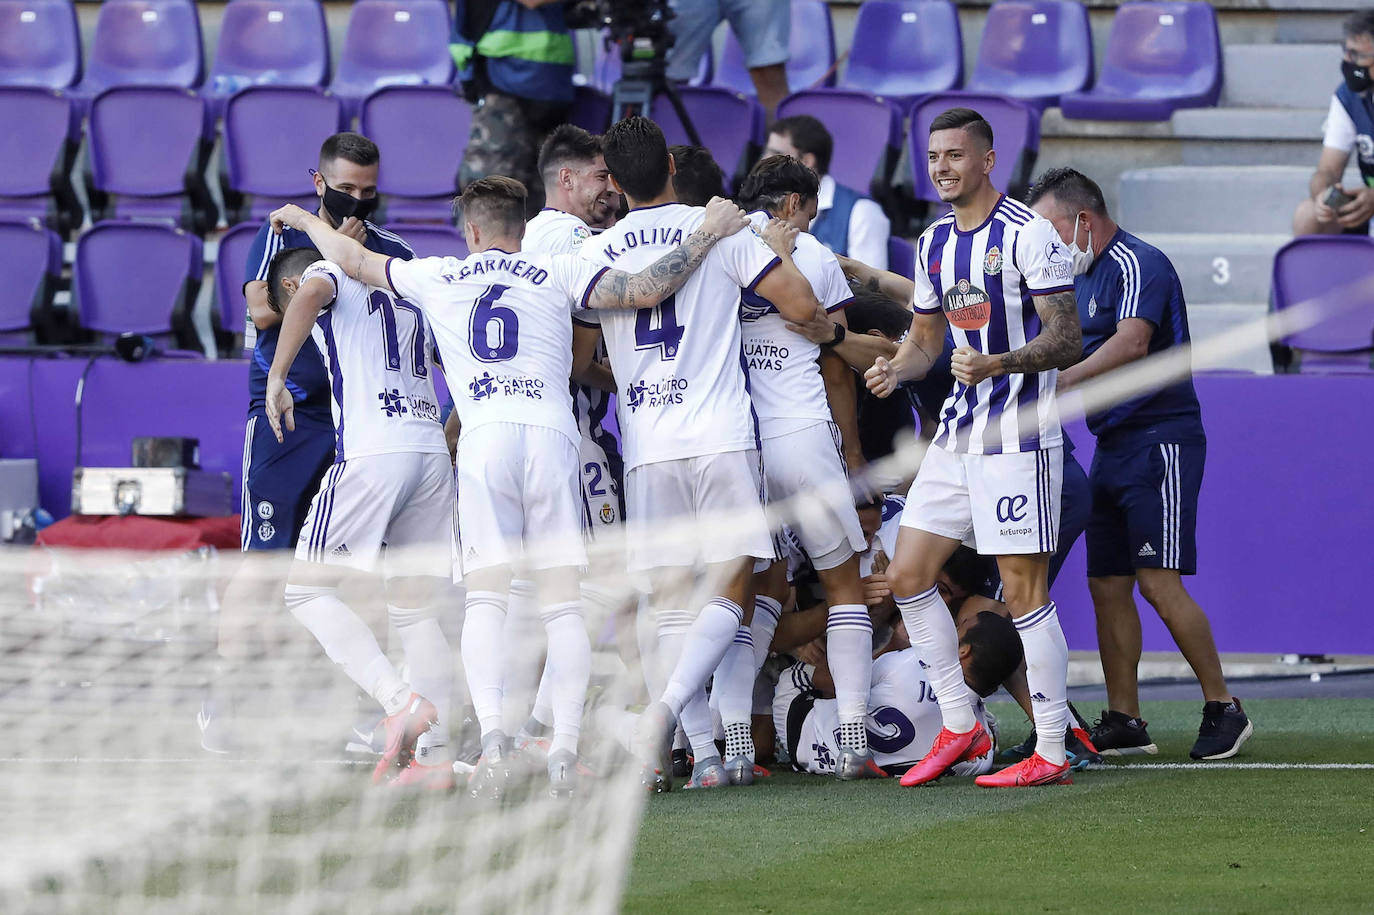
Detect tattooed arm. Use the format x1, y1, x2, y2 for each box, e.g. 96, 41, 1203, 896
949, 290, 1082, 386
837, 254, 916, 304
585, 197, 749, 310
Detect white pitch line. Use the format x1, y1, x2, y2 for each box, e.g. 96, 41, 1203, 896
1099, 762, 1374, 770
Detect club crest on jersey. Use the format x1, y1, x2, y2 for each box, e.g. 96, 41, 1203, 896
1088, 295, 1098, 318
983, 246, 1002, 275
942, 278, 991, 330
599, 502, 616, 524
256, 521, 275, 542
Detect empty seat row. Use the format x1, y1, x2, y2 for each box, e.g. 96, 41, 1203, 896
0, 0, 453, 117
0, 84, 473, 236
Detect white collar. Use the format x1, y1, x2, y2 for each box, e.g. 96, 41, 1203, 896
817, 174, 835, 212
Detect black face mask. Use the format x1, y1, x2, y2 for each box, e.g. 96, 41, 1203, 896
319, 179, 380, 225
1343, 59, 1374, 94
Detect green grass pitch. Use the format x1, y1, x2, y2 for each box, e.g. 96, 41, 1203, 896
623, 698, 1374, 913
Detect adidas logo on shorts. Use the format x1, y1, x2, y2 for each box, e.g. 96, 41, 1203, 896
332, 544, 351, 558
1138, 542, 1157, 557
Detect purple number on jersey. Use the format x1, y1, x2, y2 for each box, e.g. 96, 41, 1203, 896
470, 284, 520, 362
633, 296, 684, 361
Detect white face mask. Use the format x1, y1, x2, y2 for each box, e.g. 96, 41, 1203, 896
1066, 214, 1093, 276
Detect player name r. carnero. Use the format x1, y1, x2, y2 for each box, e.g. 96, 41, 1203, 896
744, 340, 789, 371
447, 257, 548, 285
602, 227, 686, 261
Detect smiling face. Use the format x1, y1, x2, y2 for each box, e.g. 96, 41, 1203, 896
927, 126, 993, 207
567, 154, 620, 229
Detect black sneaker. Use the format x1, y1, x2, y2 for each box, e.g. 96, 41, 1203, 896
1191, 697, 1253, 760
1001, 728, 1036, 761
1089, 710, 1158, 756
670, 748, 691, 779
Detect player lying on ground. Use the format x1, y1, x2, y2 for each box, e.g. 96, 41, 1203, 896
271, 180, 752, 797
773, 610, 1021, 779
264, 245, 456, 789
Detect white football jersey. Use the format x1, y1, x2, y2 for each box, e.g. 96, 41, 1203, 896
524, 207, 595, 255
299, 260, 448, 461
912, 195, 1074, 455
793, 651, 994, 775
580, 202, 780, 470
740, 211, 853, 437
385, 248, 608, 444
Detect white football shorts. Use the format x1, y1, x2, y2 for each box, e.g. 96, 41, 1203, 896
901, 443, 1063, 557
624, 448, 774, 572
295, 451, 454, 578
759, 421, 865, 571
456, 422, 586, 574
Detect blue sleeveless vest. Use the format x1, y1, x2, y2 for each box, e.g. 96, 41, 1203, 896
452, 2, 574, 104
811, 180, 865, 256
1336, 83, 1374, 187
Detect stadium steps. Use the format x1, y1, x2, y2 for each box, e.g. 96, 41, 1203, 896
1136, 233, 1290, 306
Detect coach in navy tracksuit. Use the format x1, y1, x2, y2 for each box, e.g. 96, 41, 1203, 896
1028, 168, 1253, 762
241, 132, 414, 551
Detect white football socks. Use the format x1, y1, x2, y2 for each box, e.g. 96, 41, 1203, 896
826, 603, 873, 753
389, 604, 453, 761
540, 601, 590, 758
461, 590, 509, 738
750, 596, 783, 672
284, 584, 409, 716
895, 585, 976, 733
659, 597, 745, 717
712, 625, 757, 760
1016, 601, 1070, 766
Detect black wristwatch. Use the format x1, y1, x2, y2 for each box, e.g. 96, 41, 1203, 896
828, 322, 846, 346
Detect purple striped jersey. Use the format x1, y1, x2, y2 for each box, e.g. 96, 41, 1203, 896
911, 195, 1075, 455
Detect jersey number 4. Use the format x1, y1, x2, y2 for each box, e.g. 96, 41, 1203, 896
368, 290, 427, 378
634, 296, 684, 361
471, 284, 520, 362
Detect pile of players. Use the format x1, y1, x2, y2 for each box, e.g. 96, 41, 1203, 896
229, 105, 1252, 798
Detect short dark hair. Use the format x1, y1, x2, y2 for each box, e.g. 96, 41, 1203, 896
945, 545, 994, 597
844, 286, 912, 341
319, 132, 380, 170
737, 154, 820, 215
265, 246, 323, 315
456, 175, 527, 234
669, 145, 726, 206
538, 124, 603, 182
960, 610, 1025, 698
928, 108, 994, 152
769, 114, 833, 175
1026, 167, 1108, 216
1344, 9, 1374, 39
603, 116, 671, 202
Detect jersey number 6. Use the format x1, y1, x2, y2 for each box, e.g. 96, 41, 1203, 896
471, 284, 520, 362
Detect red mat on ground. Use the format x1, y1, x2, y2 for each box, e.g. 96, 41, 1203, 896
36, 514, 243, 551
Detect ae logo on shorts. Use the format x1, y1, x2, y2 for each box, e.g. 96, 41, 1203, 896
996, 494, 1028, 523
943, 279, 991, 330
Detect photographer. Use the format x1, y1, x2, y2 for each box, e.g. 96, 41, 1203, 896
451, 0, 576, 213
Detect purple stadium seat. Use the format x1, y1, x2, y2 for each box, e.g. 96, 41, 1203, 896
967, 0, 1093, 109
386, 223, 469, 260
650, 87, 765, 190
0, 357, 35, 459
212, 222, 260, 356
331, 0, 454, 119
86, 87, 216, 233
775, 89, 903, 202
1271, 236, 1374, 374
1059, 1, 1221, 121
568, 85, 611, 133
206, 0, 330, 117
888, 236, 915, 281
909, 93, 1042, 203
221, 87, 345, 224
0, 87, 81, 234
840, 0, 962, 102
77, 0, 204, 102
73, 222, 204, 352
76, 359, 249, 501
361, 86, 472, 223
0, 0, 82, 89
0, 221, 62, 345
716, 0, 835, 96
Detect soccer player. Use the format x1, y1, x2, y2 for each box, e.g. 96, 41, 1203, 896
865, 108, 1083, 788
201, 132, 413, 754
262, 246, 454, 789
582, 116, 823, 789
1028, 167, 1254, 760
772, 611, 1022, 778
719, 154, 879, 782
270, 178, 751, 795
